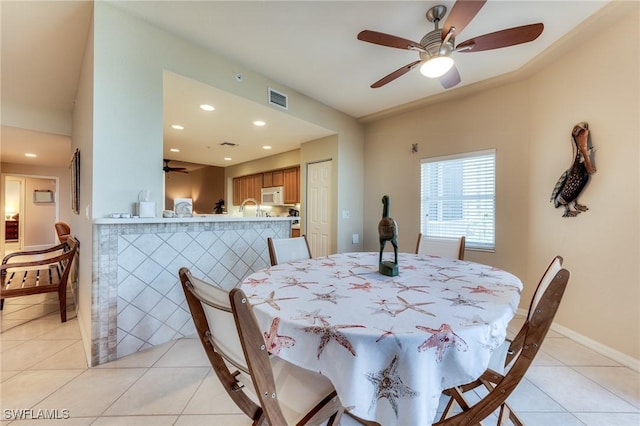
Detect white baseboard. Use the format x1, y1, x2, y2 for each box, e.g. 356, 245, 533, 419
516, 308, 640, 372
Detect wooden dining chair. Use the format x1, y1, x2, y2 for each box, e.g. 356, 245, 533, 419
1, 235, 79, 322
179, 268, 343, 425
415, 234, 466, 260
267, 235, 312, 266
434, 255, 570, 426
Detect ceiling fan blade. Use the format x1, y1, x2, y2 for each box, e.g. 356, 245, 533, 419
456, 23, 544, 52
371, 60, 422, 88
358, 30, 423, 51
442, 0, 487, 40
439, 65, 461, 89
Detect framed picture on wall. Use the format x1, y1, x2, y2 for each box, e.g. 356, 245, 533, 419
71, 149, 80, 214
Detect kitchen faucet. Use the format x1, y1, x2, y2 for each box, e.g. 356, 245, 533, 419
239, 198, 263, 217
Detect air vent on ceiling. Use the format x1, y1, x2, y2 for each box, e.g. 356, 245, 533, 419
268, 88, 288, 110
220, 142, 238, 147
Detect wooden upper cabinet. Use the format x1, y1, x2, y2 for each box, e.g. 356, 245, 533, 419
233, 174, 264, 205
283, 167, 299, 204
263, 170, 284, 188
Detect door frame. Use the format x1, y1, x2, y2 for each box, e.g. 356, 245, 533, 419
1, 173, 60, 256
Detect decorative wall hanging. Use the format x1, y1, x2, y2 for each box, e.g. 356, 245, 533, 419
70, 149, 80, 215
550, 122, 596, 217
378, 195, 399, 276
33, 189, 55, 203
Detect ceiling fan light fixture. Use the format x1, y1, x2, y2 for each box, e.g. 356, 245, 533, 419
420, 56, 454, 78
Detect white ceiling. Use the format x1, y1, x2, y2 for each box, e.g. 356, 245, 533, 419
1, 0, 609, 169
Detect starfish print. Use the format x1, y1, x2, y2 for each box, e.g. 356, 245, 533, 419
279, 276, 318, 290
475, 271, 500, 279
321, 260, 337, 267
401, 264, 418, 271
443, 294, 486, 310
416, 323, 469, 362
263, 317, 295, 355
436, 272, 472, 283
394, 295, 435, 317
455, 314, 489, 327
310, 290, 349, 304
302, 319, 365, 358
366, 355, 418, 417
244, 277, 269, 287
347, 261, 370, 269
462, 284, 501, 296
392, 281, 430, 294
332, 269, 366, 281
375, 327, 402, 349
368, 298, 398, 317
252, 291, 297, 311
349, 282, 375, 292
292, 309, 331, 325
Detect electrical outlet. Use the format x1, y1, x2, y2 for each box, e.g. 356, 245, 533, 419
352, 234, 359, 244
342, 210, 350, 219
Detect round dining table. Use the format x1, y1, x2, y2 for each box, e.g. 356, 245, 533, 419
240, 252, 522, 425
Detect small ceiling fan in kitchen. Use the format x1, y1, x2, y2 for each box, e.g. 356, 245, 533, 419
357, 0, 543, 89
163, 159, 188, 174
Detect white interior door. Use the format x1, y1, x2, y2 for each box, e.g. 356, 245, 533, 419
306, 160, 332, 257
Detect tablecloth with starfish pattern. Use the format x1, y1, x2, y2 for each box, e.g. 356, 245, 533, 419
240, 252, 522, 425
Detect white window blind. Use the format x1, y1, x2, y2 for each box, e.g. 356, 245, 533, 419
420, 149, 496, 250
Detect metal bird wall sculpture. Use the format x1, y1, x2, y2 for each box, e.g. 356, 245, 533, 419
550, 122, 596, 217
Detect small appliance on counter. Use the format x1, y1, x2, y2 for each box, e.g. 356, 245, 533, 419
288, 208, 300, 225
174, 198, 193, 217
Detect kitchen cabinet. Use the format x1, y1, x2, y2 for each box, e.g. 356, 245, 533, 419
233, 166, 299, 205
232, 174, 263, 205
263, 170, 284, 188
283, 167, 299, 204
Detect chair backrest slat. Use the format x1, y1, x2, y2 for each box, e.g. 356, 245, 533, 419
268, 236, 312, 266
179, 268, 262, 421
230, 288, 289, 425
415, 234, 465, 260
528, 255, 563, 321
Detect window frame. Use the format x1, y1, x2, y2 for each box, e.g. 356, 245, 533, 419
420, 148, 496, 251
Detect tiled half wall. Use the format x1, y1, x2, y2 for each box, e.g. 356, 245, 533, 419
92, 220, 291, 365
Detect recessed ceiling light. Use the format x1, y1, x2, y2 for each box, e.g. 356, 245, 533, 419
200, 104, 215, 111
170, 148, 180, 153
25, 153, 37, 158
262, 145, 272, 150
224, 157, 232, 161
171, 124, 184, 130
253, 120, 266, 126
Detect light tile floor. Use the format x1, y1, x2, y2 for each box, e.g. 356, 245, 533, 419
1, 293, 638, 425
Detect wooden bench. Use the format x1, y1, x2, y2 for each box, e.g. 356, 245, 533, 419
1, 236, 78, 322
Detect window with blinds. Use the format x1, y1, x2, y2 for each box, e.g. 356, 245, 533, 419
420, 149, 496, 250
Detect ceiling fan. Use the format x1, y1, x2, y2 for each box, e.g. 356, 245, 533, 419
357, 0, 543, 89
163, 159, 188, 174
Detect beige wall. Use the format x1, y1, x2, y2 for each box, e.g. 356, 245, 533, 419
164, 166, 225, 213
526, 2, 639, 363
363, 2, 639, 364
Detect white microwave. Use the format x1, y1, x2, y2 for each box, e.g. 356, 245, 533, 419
261, 186, 285, 205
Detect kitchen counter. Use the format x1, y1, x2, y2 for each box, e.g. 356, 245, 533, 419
91, 215, 293, 365
94, 215, 295, 224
